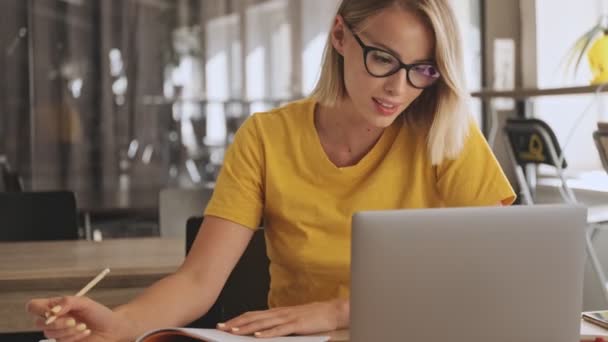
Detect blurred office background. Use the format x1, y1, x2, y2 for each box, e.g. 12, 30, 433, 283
1, 0, 607, 238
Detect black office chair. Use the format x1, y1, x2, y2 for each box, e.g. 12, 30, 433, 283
0, 191, 79, 241
0, 157, 23, 192
185, 216, 270, 328
504, 119, 608, 309
503, 118, 571, 205
594, 130, 608, 174
2, 169, 23, 192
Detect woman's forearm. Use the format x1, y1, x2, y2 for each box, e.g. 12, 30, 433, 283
112, 217, 255, 341
113, 271, 220, 341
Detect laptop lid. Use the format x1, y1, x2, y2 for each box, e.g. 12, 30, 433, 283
350, 205, 586, 342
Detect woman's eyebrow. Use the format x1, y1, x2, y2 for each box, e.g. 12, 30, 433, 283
362, 33, 434, 64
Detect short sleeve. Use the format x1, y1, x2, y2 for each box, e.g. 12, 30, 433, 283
436, 122, 516, 206
204, 115, 264, 229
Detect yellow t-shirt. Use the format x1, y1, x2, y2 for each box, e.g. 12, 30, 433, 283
204, 98, 515, 308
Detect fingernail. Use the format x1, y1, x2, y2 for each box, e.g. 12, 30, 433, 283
66, 318, 76, 327
254, 332, 262, 337
76, 323, 87, 331
45, 316, 57, 325
217, 323, 226, 328
44, 311, 50, 318
83, 329, 91, 336
231, 327, 240, 332
51, 305, 62, 314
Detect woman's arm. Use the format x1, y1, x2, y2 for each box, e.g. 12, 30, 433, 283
114, 215, 254, 341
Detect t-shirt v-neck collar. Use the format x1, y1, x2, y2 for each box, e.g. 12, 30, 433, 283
306, 101, 400, 175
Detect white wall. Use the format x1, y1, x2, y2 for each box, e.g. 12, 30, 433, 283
535, 0, 604, 172
301, 0, 340, 94
246, 0, 291, 103
450, 0, 483, 123
205, 13, 241, 143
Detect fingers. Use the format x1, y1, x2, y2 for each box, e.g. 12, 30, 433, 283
217, 301, 340, 338
26, 297, 64, 318
42, 322, 90, 340
35, 316, 77, 331
27, 296, 72, 325
36, 296, 92, 325
28, 296, 95, 342
218, 310, 277, 333
255, 322, 299, 338
35, 314, 90, 341
217, 308, 299, 337
231, 315, 292, 336
50, 326, 91, 342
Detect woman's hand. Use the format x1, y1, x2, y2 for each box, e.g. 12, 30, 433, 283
217, 298, 349, 338
26, 296, 132, 342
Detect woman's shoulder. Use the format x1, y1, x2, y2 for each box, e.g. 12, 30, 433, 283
249, 97, 315, 129
233, 98, 315, 147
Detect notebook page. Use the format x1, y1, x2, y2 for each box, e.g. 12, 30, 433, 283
134, 328, 330, 342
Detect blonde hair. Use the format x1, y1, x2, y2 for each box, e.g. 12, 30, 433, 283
310, 0, 471, 165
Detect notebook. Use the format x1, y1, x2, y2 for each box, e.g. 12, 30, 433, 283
135, 328, 330, 342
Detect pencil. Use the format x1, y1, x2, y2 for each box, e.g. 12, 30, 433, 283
75, 268, 110, 297
45, 268, 110, 325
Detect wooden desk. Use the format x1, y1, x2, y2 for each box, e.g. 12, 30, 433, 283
0, 238, 183, 333
6, 238, 598, 342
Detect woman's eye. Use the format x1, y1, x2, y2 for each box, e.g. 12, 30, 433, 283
372, 52, 394, 64
413, 64, 440, 78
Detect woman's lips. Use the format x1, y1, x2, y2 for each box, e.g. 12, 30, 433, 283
372, 97, 400, 116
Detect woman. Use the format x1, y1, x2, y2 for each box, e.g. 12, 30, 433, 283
27, 0, 515, 340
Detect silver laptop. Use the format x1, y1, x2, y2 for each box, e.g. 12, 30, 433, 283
350, 205, 586, 342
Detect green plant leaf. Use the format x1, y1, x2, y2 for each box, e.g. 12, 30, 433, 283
561, 38, 587, 77
561, 24, 603, 78
574, 25, 604, 73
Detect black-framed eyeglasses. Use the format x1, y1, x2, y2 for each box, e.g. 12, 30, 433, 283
345, 22, 440, 89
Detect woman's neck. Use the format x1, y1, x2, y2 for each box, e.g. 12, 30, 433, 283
314, 98, 387, 167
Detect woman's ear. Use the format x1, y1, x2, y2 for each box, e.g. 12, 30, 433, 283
330, 15, 347, 56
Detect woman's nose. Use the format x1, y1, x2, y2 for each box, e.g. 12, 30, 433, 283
383, 68, 409, 96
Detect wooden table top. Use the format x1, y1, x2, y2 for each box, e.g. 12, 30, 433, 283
0, 238, 184, 333
0, 238, 184, 290
1, 238, 601, 341
0, 238, 350, 339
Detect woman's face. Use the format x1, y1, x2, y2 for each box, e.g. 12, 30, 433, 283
331, 4, 436, 128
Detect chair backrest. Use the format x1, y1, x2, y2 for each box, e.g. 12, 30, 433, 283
593, 130, 608, 174
185, 216, 270, 328
0, 191, 79, 241
2, 169, 23, 192
503, 118, 567, 169
0, 156, 23, 192
159, 187, 213, 238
